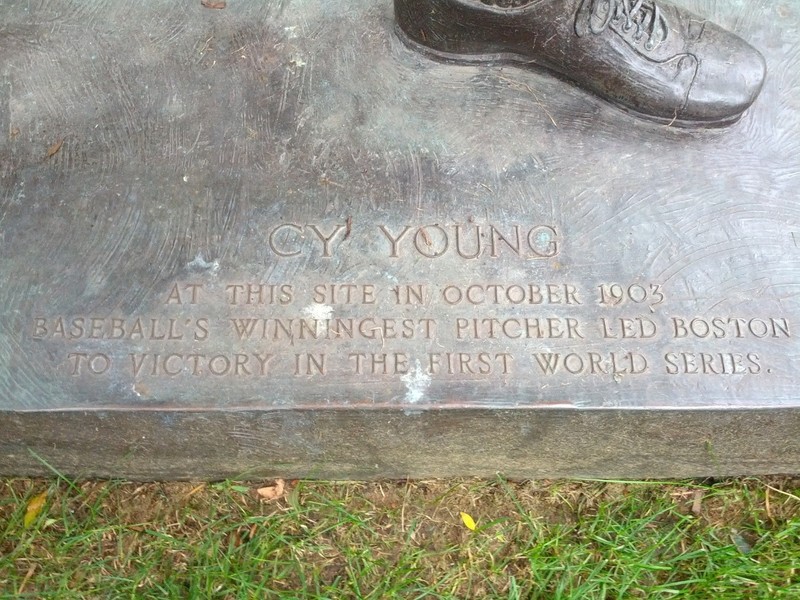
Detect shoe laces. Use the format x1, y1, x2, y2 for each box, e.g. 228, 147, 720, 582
589, 0, 668, 50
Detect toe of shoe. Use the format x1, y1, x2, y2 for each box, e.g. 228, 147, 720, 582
682, 24, 767, 124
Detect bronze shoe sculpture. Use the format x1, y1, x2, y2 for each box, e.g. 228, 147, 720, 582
395, 0, 767, 127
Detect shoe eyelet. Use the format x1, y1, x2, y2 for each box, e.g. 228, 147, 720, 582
644, 41, 655, 50
622, 22, 633, 32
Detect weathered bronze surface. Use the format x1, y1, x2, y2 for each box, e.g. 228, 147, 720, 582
1, 0, 798, 479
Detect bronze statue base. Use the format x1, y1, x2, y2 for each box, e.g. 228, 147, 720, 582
0, 0, 798, 479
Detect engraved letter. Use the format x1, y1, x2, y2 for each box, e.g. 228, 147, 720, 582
379, 225, 412, 258
269, 224, 303, 257
308, 224, 346, 258
254, 352, 276, 375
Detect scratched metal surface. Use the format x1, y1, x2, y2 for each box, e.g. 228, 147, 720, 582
0, 0, 798, 419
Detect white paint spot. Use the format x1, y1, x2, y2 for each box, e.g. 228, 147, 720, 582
302, 304, 333, 337
188, 253, 220, 275
303, 304, 333, 321
401, 360, 431, 404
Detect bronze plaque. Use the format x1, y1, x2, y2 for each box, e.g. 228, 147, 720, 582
1, 0, 799, 478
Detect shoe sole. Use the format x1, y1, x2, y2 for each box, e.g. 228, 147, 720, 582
395, 25, 745, 129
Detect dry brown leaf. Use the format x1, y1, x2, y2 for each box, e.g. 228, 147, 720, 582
691, 489, 704, 516
17, 565, 36, 596
45, 138, 63, 159
201, 0, 227, 8
257, 478, 286, 501
185, 483, 207, 498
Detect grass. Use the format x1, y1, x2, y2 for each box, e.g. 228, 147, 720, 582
0, 477, 798, 598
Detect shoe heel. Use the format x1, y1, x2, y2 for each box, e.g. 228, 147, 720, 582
394, 0, 520, 63
395, 21, 514, 67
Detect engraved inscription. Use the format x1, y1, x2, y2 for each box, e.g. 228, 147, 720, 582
663, 352, 763, 375
155, 221, 563, 261
22, 224, 793, 390
30, 272, 792, 388
129, 352, 276, 377
670, 317, 790, 339
379, 224, 559, 259
532, 352, 648, 376
33, 317, 209, 341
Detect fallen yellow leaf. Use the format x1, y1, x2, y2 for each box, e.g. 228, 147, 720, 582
24, 491, 48, 529
460, 511, 477, 531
